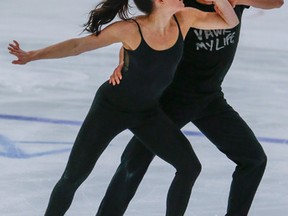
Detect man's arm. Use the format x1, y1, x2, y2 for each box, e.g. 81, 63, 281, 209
109, 47, 124, 86
231, 0, 284, 9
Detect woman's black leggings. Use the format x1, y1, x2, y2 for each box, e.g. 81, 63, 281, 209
44, 94, 201, 216
96, 97, 267, 216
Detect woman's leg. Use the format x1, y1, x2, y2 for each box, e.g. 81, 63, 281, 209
44, 102, 126, 216
130, 111, 201, 216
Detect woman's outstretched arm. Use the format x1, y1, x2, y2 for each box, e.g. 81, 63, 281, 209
8, 21, 132, 65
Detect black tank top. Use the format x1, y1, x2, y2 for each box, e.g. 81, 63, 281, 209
98, 16, 183, 111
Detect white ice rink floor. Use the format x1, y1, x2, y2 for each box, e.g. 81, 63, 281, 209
0, 1, 288, 215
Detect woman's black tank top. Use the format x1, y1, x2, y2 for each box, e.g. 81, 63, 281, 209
98, 15, 183, 111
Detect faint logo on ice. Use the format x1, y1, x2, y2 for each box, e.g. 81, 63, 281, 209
0, 134, 71, 158
0, 114, 80, 158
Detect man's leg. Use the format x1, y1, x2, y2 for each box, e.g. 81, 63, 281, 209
96, 137, 155, 215
193, 109, 267, 216
129, 110, 201, 216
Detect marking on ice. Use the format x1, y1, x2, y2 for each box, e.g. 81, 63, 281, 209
1, 114, 287, 158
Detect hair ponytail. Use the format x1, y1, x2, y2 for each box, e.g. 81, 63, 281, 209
134, 0, 153, 14
83, 0, 130, 35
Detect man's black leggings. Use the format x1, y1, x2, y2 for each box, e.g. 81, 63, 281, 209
44, 93, 201, 216
96, 97, 267, 216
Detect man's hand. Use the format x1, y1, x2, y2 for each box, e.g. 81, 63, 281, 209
228, 0, 237, 8
109, 63, 123, 86
228, 0, 283, 9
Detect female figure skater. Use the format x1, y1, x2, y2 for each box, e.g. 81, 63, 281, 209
8, 0, 238, 215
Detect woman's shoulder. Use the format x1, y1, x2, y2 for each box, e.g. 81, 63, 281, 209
109, 18, 139, 31
105, 18, 141, 42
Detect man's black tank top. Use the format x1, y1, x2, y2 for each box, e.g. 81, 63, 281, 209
98, 16, 183, 111
170, 2, 247, 96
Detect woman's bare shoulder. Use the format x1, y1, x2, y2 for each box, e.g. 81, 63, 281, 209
109, 18, 139, 34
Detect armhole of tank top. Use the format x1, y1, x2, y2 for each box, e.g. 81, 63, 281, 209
123, 48, 130, 72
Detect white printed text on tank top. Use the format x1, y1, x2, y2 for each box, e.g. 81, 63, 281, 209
194, 29, 236, 51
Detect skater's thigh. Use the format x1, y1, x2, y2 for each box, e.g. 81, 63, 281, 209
64, 104, 127, 181
193, 110, 265, 159
130, 111, 198, 168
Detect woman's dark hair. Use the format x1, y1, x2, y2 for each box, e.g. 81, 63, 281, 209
83, 0, 130, 35
134, 0, 153, 14
83, 0, 154, 35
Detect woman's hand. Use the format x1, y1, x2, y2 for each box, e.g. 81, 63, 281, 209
109, 63, 123, 86
8, 40, 31, 65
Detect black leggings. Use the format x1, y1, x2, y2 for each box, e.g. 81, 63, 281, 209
96, 98, 267, 216
44, 94, 201, 216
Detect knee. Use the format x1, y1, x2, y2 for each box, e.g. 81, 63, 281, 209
121, 149, 154, 175
250, 146, 267, 170
119, 153, 154, 179
255, 150, 267, 170
190, 159, 202, 179
238, 145, 267, 172
179, 157, 202, 180
59, 171, 86, 191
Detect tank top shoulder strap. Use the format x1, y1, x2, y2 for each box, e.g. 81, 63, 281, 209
173, 15, 183, 39
131, 19, 144, 39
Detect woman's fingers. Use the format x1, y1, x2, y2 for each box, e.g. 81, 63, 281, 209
12, 59, 25, 65
8, 40, 21, 51
13, 40, 20, 48
8, 40, 23, 54
8, 48, 22, 55
9, 43, 19, 50
8, 49, 23, 58
7, 40, 27, 64
12, 60, 20, 64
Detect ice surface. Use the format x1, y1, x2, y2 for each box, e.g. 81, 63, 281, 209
0, 1, 287, 215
